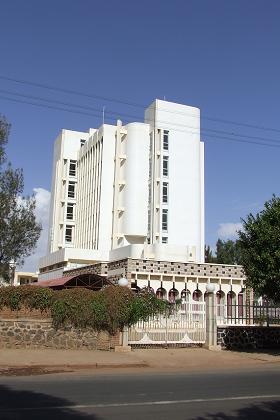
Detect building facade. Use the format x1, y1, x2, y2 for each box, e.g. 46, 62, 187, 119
38, 98, 244, 303
40, 99, 205, 279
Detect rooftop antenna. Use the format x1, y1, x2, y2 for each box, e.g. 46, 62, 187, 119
102, 106, 106, 125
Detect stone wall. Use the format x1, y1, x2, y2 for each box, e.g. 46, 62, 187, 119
0, 309, 120, 350
217, 326, 280, 350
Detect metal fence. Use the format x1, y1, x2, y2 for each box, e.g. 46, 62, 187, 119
217, 303, 280, 326
128, 301, 206, 346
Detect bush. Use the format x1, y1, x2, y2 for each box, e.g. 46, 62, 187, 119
0, 285, 54, 311
0, 285, 170, 334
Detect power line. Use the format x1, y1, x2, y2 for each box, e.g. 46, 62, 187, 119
1, 88, 280, 146
1, 94, 279, 149
0, 94, 115, 122
1, 74, 280, 134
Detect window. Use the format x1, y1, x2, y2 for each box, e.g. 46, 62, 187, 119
80, 139, 86, 147
68, 181, 75, 198
162, 209, 168, 231
163, 130, 169, 151
69, 160, 76, 177
162, 237, 168, 244
66, 203, 74, 220
163, 156, 169, 177
65, 225, 73, 243
162, 182, 168, 203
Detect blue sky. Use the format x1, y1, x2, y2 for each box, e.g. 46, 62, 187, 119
1, 0, 280, 270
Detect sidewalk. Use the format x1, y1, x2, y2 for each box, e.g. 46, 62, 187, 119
0, 347, 279, 375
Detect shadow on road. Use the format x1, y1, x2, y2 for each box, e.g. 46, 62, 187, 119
192, 399, 280, 420
0, 384, 102, 419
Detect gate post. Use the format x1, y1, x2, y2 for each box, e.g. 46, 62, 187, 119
204, 284, 221, 350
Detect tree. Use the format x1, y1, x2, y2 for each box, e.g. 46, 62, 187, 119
204, 245, 216, 263
216, 239, 242, 265
238, 195, 280, 303
0, 115, 41, 283
205, 240, 242, 265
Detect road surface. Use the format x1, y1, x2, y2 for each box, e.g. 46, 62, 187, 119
0, 367, 279, 419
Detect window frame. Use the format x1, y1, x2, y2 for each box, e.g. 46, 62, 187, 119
68, 181, 75, 198
66, 203, 74, 220
69, 160, 77, 177
163, 156, 169, 177
163, 130, 169, 151
162, 209, 168, 232
65, 225, 73, 243
162, 182, 168, 204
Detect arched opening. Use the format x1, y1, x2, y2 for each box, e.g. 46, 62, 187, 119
238, 292, 244, 317
181, 289, 190, 302
168, 288, 179, 303
156, 287, 167, 300
216, 290, 225, 317
193, 289, 202, 302
180, 289, 190, 311
227, 291, 236, 318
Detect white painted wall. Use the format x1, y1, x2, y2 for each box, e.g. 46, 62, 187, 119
122, 123, 150, 243
48, 129, 89, 253
145, 99, 204, 263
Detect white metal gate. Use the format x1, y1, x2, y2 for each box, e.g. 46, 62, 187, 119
128, 301, 206, 345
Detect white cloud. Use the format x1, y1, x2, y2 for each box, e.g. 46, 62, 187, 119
21, 188, 51, 272
217, 222, 242, 239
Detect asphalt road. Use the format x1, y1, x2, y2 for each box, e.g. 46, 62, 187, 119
0, 367, 280, 419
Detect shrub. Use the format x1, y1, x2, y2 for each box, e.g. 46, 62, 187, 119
0, 285, 170, 334
0, 285, 53, 311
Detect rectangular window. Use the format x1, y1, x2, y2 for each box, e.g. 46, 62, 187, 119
162, 209, 168, 232
163, 156, 169, 177
65, 225, 73, 243
68, 181, 75, 198
163, 130, 169, 151
80, 139, 86, 147
66, 203, 74, 220
162, 182, 168, 203
69, 160, 76, 177
162, 237, 168, 244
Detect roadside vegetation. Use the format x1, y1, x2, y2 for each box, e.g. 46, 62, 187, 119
0, 115, 41, 282
0, 285, 169, 334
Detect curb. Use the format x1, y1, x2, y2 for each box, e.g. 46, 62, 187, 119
0, 362, 149, 373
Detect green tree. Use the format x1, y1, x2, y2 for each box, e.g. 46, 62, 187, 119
204, 245, 216, 263
0, 115, 41, 282
238, 195, 280, 303
216, 239, 242, 265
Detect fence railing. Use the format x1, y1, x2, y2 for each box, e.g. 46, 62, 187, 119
217, 303, 280, 326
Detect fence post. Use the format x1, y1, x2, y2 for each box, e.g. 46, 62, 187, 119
115, 326, 131, 353
204, 284, 221, 350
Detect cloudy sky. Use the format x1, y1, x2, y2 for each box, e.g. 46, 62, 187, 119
1, 0, 280, 271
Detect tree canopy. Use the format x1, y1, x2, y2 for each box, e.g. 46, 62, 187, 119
238, 195, 280, 303
205, 240, 242, 265
0, 115, 41, 282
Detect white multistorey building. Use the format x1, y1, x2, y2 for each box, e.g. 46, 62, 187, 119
39, 99, 244, 305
